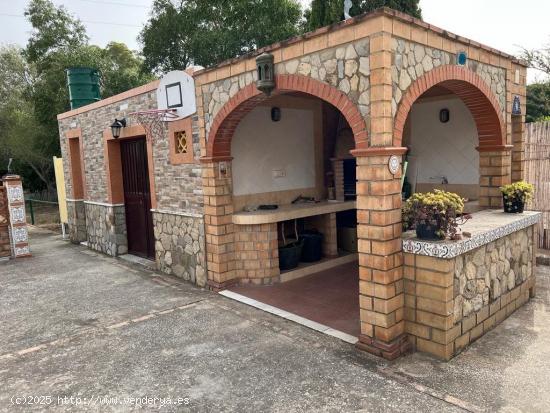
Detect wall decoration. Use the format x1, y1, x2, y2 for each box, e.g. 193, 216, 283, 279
512, 96, 521, 115
388, 155, 400, 175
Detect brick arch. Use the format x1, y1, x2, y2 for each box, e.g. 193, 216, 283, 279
206, 74, 368, 158
393, 65, 506, 149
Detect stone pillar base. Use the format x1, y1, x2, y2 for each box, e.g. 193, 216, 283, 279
356, 334, 411, 360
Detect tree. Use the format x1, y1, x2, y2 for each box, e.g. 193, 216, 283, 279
526, 83, 550, 123
24, 0, 88, 68
304, 0, 422, 32
140, 0, 303, 73
0, 0, 154, 191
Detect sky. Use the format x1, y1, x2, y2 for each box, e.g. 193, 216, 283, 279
0, 0, 548, 83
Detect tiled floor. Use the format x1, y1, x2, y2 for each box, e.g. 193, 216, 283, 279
230, 261, 360, 336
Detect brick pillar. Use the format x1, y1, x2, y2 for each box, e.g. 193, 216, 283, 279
511, 116, 525, 182
2, 175, 31, 258
352, 147, 409, 360
201, 159, 236, 290
331, 159, 345, 201
479, 149, 512, 208
309, 213, 338, 257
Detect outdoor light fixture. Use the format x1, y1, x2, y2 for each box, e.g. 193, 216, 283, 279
256, 52, 275, 95
439, 108, 450, 123
271, 107, 281, 122
110, 118, 127, 139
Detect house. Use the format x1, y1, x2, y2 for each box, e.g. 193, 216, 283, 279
57, 8, 538, 360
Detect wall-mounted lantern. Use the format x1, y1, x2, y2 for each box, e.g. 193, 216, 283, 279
271, 107, 281, 122
110, 118, 126, 139
256, 52, 275, 95
439, 108, 450, 123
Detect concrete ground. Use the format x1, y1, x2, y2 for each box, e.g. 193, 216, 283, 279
1, 228, 549, 412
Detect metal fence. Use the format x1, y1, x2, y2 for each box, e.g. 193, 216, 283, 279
525, 121, 550, 250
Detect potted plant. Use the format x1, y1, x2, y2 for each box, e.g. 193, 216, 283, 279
500, 181, 534, 213
402, 189, 471, 241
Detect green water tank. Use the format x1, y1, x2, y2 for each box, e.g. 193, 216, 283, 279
66, 67, 101, 109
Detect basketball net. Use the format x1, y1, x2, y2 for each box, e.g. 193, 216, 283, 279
128, 109, 179, 143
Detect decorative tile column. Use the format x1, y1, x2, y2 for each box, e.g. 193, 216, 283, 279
201, 158, 237, 290
0, 186, 10, 259
3, 175, 31, 258
478, 148, 512, 208
352, 147, 409, 360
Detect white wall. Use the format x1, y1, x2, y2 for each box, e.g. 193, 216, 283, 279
232, 106, 315, 196
407, 97, 479, 187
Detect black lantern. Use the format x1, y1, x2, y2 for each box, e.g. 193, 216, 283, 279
439, 109, 450, 123
271, 107, 281, 122
256, 52, 275, 95
110, 118, 126, 139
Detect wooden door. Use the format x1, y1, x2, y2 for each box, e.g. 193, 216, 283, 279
120, 138, 155, 259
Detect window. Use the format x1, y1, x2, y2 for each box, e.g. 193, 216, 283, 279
175, 130, 188, 154
168, 117, 194, 164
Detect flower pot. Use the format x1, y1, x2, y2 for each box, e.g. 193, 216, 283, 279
416, 223, 442, 240
502, 195, 525, 213
278, 240, 304, 271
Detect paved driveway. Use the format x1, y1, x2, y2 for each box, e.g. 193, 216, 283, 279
1, 228, 549, 412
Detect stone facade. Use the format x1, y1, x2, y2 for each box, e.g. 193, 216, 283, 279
404, 225, 536, 360
200, 37, 371, 139
391, 39, 507, 119
454, 226, 534, 320
84, 202, 127, 256
66, 200, 87, 243
153, 211, 207, 287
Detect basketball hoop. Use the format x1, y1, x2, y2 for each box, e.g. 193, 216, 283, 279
128, 108, 179, 143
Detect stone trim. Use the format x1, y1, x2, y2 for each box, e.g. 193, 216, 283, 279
150, 209, 203, 219
66, 198, 84, 202
403, 211, 541, 259
84, 200, 124, 207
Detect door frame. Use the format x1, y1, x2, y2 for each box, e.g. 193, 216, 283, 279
102, 125, 157, 208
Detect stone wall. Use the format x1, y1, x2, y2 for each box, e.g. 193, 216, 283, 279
84, 203, 127, 256
200, 37, 371, 138
153, 211, 207, 287
391, 38, 507, 119
404, 226, 536, 360
58, 88, 204, 214
66, 200, 87, 243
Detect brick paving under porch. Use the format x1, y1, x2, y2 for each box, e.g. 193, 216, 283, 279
228, 261, 360, 338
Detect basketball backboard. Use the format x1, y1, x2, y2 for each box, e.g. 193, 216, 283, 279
156, 70, 196, 120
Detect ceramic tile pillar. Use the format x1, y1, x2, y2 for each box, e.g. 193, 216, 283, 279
352, 147, 409, 360
0, 185, 10, 259
3, 175, 31, 258
201, 158, 236, 290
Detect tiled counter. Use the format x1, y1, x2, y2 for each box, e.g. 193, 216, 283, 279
402, 210, 541, 360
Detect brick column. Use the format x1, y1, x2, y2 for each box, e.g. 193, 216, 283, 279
309, 213, 338, 257
511, 116, 525, 182
3, 175, 31, 258
331, 159, 345, 201
352, 147, 409, 360
479, 149, 512, 208
201, 158, 236, 290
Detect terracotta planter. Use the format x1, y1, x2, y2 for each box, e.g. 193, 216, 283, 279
503, 195, 525, 213
416, 222, 442, 240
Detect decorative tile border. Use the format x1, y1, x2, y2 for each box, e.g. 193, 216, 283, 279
403, 212, 541, 259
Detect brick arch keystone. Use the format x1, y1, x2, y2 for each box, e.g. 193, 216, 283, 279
206, 74, 368, 158
393, 65, 506, 149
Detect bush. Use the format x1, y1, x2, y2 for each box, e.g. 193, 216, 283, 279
500, 181, 534, 204
402, 189, 471, 240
